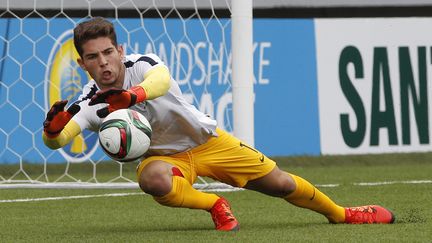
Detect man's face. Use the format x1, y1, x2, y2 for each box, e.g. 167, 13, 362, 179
77, 37, 125, 90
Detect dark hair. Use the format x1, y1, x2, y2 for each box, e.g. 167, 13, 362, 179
73, 17, 118, 57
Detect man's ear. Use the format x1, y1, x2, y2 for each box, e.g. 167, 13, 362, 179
77, 57, 86, 71
117, 45, 124, 58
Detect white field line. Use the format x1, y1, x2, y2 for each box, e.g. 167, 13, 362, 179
0, 192, 144, 203
0, 188, 243, 203
0, 179, 431, 203
317, 179, 432, 187
353, 179, 432, 186
316, 179, 432, 187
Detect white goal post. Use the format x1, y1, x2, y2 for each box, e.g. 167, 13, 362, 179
232, 0, 254, 146
0, 0, 253, 190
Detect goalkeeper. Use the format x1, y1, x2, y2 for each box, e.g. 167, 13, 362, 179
43, 17, 395, 231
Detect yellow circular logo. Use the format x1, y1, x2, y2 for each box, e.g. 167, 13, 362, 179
45, 30, 98, 163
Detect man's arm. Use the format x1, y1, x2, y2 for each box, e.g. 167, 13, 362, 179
89, 65, 171, 118
42, 100, 81, 149
137, 65, 171, 100
42, 120, 81, 149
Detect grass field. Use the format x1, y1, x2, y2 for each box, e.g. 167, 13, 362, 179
1, 153, 431, 242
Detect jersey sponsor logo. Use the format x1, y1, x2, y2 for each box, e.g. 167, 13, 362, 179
44, 30, 99, 162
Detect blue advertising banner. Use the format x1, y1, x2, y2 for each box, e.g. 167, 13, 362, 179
254, 19, 319, 156
0, 18, 319, 164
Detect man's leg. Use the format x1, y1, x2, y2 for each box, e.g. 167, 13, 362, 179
245, 166, 394, 224
245, 166, 345, 223
137, 160, 239, 231
138, 160, 219, 208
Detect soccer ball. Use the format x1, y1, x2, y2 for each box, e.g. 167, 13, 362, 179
98, 109, 152, 162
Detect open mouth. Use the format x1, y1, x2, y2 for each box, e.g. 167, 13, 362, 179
102, 70, 112, 79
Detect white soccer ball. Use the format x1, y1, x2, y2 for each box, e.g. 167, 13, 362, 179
98, 109, 152, 162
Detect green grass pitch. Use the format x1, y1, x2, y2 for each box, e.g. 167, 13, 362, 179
0, 153, 431, 242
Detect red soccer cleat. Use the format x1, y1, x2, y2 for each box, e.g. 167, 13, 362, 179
209, 197, 240, 231
344, 205, 395, 224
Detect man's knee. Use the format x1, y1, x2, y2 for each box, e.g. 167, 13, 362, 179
138, 160, 173, 197
277, 172, 297, 196
267, 169, 296, 196
245, 167, 297, 197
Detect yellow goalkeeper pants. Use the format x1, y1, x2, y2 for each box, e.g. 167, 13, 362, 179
137, 128, 276, 187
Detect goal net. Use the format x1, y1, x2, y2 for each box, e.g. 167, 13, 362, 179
0, 0, 253, 191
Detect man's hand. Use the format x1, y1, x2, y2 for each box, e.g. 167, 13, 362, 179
43, 100, 80, 138
88, 86, 146, 118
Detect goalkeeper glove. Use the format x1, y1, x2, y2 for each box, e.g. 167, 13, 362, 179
43, 100, 80, 138
88, 86, 147, 118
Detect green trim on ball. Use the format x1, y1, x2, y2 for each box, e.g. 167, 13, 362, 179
99, 118, 132, 156
128, 110, 152, 138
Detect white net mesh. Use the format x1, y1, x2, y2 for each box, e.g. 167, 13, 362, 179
0, 0, 239, 191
